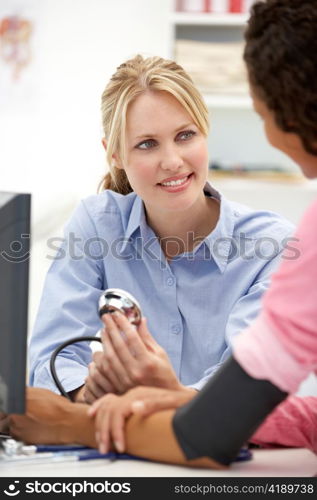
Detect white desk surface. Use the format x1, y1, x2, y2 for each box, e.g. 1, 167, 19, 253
0, 449, 316, 477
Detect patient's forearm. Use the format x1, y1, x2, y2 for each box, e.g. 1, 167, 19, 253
72, 402, 223, 468
124, 409, 225, 469
67, 403, 97, 448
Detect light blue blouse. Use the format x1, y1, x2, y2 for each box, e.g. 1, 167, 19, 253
29, 183, 294, 393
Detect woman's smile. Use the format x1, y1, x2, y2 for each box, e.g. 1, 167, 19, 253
157, 172, 193, 193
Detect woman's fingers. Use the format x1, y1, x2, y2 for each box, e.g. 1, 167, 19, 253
130, 388, 196, 417
102, 315, 143, 378
110, 312, 147, 360
106, 313, 178, 387
109, 404, 130, 453
130, 393, 173, 417
91, 394, 131, 453
84, 357, 116, 402
94, 332, 129, 394
101, 325, 133, 393
87, 394, 104, 417
94, 401, 111, 453
83, 385, 99, 405
84, 364, 106, 402
103, 314, 139, 364
137, 317, 159, 352
90, 360, 115, 394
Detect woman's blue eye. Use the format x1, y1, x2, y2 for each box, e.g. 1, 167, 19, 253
136, 139, 157, 150
135, 130, 196, 149
178, 130, 196, 141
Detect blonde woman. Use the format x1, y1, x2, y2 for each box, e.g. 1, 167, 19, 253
29, 55, 293, 407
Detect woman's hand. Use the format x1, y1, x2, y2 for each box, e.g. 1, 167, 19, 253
84, 313, 182, 403
83, 351, 118, 404
88, 385, 196, 454
103, 313, 182, 390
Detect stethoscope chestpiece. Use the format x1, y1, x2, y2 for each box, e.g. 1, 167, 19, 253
98, 288, 142, 326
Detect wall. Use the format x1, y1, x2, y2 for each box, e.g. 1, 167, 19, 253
1, 0, 172, 343
1, 0, 172, 229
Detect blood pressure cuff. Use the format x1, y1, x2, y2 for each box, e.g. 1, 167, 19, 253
172, 356, 288, 465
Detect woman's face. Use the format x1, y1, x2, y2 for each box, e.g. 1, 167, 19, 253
252, 91, 317, 179
118, 90, 209, 215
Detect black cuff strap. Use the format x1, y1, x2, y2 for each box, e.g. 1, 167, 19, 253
172, 357, 288, 465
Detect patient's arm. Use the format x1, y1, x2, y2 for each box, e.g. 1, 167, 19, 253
9, 388, 96, 448
9, 387, 223, 469
125, 410, 224, 469
89, 386, 196, 453
0, 413, 9, 435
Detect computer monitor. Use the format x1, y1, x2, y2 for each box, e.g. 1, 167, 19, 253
0, 192, 30, 414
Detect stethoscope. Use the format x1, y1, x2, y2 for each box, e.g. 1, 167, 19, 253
49, 289, 142, 400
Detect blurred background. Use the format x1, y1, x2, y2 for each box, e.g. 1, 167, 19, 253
1, 0, 316, 394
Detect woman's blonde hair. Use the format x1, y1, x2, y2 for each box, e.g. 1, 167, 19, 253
99, 54, 209, 194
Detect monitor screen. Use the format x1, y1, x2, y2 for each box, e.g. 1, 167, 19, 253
0, 192, 30, 414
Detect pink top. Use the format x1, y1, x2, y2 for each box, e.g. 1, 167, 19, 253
251, 396, 317, 453
233, 199, 317, 452
233, 199, 317, 393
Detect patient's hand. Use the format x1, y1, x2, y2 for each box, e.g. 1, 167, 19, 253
88, 385, 196, 454
0, 412, 9, 434
9, 387, 95, 447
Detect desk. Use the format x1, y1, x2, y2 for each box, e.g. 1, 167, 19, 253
0, 449, 316, 477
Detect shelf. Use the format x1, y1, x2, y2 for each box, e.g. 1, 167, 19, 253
208, 170, 317, 188
171, 12, 248, 26
208, 170, 306, 184
203, 93, 252, 109
208, 176, 317, 225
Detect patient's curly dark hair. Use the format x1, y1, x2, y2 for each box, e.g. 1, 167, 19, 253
244, 0, 317, 155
